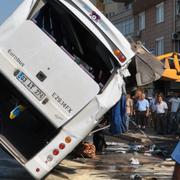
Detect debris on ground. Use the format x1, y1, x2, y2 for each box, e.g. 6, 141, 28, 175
46, 130, 178, 180
72, 142, 96, 159
130, 157, 140, 165
130, 174, 142, 180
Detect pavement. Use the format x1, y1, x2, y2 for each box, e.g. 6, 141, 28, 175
46, 131, 178, 180
47, 153, 175, 180
0, 130, 178, 180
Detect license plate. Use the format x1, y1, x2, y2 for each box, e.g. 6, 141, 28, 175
17, 72, 45, 101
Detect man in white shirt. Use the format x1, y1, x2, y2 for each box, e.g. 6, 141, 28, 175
168, 92, 180, 134
136, 93, 149, 130
155, 95, 168, 134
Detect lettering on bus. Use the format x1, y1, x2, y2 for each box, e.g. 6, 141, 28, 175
52, 92, 72, 114
7, 49, 24, 67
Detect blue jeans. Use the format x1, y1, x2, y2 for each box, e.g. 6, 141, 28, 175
172, 142, 180, 164
126, 113, 130, 131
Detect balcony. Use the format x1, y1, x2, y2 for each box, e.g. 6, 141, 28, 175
133, 0, 164, 14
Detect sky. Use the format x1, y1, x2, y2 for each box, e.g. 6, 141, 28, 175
0, 0, 23, 24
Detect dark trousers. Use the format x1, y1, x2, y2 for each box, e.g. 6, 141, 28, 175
93, 131, 106, 152
157, 113, 167, 134
168, 112, 178, 134
137, 111, 147, 127
151, 112, 157, 130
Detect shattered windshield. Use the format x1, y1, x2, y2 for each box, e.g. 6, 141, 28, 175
31, 1, 119, 86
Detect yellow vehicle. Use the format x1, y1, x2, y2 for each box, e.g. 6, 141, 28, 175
157, 53, 180, 82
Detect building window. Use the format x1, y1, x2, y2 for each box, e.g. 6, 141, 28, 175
155, 37, 164, 55
104, 0, 113, 4
115, 18, 134, 36
176, 0, 180, 15
138, 12, 145, 30
105, 12, 115, 19
125, 3, 133, 10
156, 2, 164, 24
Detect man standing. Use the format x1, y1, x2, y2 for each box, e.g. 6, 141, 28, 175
136, 93, 149, 130
155, 95, 168, 134
150, 93, 158, 130
126, 94, 133, 131
133, 89, 143, 125
168, 92, 180, 134
172, 142, 180, 180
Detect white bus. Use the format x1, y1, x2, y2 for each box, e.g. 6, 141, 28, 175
0, 0, 164, 179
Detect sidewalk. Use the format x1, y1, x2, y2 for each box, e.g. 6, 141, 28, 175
0, 129, 177, 180
47, 130, 178, 180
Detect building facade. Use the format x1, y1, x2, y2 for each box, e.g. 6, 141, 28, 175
90, 0, 105, 12
132, 0, 179, 93
173, 0, 180, 51
133, 0, 175, 55
102, 0, 134, 37
91, 0, 180, 93
111, 5, 134, 37
93, 0, 180, 55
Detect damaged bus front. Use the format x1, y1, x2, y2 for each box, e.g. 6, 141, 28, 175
0, 0, 164, 179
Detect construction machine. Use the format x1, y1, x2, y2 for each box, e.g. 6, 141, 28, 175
0, 0, 164, 179
157, 52, 180, 82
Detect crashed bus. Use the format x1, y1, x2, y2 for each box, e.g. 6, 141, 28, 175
0, 0, 164, 179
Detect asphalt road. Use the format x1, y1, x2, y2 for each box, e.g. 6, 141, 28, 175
0, 147, 34, 180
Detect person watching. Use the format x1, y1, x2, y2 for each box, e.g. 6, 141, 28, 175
136, 93, 149, 130
155, 95, 168, 135
172, 141, 180, 180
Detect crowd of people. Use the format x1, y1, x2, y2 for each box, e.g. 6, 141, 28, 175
126, 89, 180, 135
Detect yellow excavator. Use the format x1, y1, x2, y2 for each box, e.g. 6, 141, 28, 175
157, 52, 180, 82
